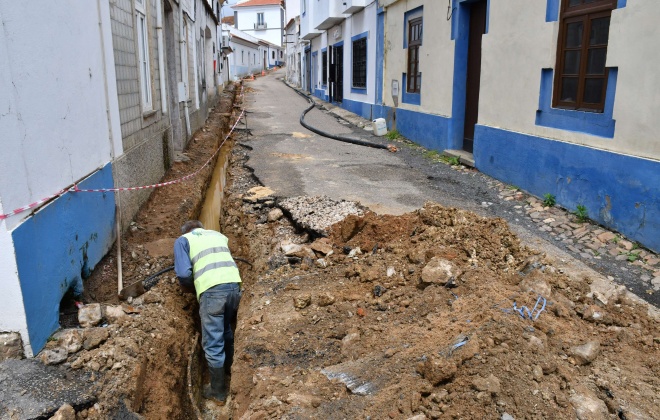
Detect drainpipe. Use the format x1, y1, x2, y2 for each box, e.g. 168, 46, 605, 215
96, 0, 123, 295
156, 0, 167, 114
180, 11, 192, 137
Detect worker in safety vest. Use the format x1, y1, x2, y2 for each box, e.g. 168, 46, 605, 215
174, 220, 242, 404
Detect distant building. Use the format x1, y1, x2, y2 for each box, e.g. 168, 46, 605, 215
220, 23, 284, 80
232, 0, 285, 47
285, 16, 302, 87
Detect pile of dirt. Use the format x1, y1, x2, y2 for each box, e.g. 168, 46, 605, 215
224, 180, 659, 419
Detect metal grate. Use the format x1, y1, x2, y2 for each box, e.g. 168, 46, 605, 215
352, 38, 367, 89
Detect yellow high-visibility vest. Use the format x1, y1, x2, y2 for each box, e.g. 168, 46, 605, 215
183, 229, 241, 300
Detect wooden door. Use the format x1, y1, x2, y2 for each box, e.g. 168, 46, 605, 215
463, 0, 487, 153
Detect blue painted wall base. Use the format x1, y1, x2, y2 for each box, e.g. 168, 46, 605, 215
12, 163, 116, 353
474, 125, 660, 252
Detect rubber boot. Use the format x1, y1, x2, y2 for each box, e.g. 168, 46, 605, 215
203, 367, 228, 404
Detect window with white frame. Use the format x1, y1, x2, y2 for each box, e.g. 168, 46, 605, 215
136, 0, 152, 111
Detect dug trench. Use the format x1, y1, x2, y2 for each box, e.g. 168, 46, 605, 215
49, 82, 659, 419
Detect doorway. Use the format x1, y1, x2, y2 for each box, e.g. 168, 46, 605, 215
305, 49, 311, 93
263, 50, 267, 70
329, 44, 343, 103
462, 0, 487, 153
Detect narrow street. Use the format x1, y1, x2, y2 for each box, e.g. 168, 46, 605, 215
2, 1, 659, 419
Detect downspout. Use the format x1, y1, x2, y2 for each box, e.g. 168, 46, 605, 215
96, 0, 123, 296
180, 11, 192, 137
156, 0, 168, 114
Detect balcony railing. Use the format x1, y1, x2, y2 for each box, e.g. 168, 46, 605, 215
254, 22, 267, 30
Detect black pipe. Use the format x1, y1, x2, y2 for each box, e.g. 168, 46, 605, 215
285, 81, 392, 151
142, 257, 252, 290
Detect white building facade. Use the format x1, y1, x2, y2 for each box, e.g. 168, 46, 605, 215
0, 0, 122, 357
300, 0, 379, 120
0, 0, 225, 357
232, 0, 285, 50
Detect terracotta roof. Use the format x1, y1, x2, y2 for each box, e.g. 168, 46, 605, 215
233, 0, 283, 7
222, 16, 235, 25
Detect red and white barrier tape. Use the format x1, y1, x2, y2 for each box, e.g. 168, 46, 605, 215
0, 105, 246, 221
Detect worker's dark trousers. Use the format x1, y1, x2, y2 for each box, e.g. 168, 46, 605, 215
199, 282, 241, 369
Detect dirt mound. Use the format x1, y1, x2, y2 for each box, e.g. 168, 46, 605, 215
228, 196, 660, 419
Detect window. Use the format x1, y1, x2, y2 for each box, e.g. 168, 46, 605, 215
136, 0, 152, 111
407, 17, 422, 93
553, 0, 615, 112
322, 51, 327, 85
272, 51, 275, 60
242, 50, 244, 64
352, 37, 367, 89
257, 13, 265, 25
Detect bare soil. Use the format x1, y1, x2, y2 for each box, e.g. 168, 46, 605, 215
64, 83, 659, 420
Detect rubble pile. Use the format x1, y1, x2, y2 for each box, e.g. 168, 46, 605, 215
279, 195, 365, 236
225, 189, 660, 419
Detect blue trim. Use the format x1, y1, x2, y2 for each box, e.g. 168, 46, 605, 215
311, 51, 318, 90
546, 0, 560, 22
350, 31, 369, 94
333, 40, 344, 48
376, 6, 385, 104
617, 0, 627, 7
341, 98, 374, 121
401, 73, 421, 105
535, 68, 617, 138
13, 163, 116, 354
474, 125, 660, 253
448, 0, 492, 149
321, 47, 327, 53
314, 88, 328, 102
403, 6, 423, 49
452, 0, 491, 40
397, 108, 450, 151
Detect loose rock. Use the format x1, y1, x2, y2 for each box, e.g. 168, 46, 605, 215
40, 347, 68, 365
571, 341, 600, 365
267, 208, 284, 222
83, 328, 109, 351
417, 357, 457, 386
570, 390, 608, 420
104, 305, 127, 323
78, 304, 102, 328
0, 332, 24, 361
50, 403, 76, 420
421, 257, 460, 286
55, 329, 83, 354
471, 374, 501, 396
293, 294, 311, 309
317, 292, 336, 307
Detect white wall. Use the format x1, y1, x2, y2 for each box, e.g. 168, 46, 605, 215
285, 0, 300, 23
382, 0, 454, 115
0, 201, 29, 356
478, 0, 660, 160
234, 5, 283, 46
0, 0, 121, 231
